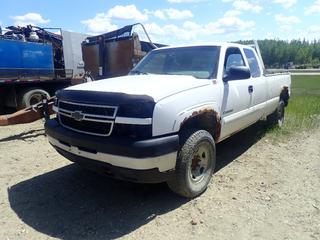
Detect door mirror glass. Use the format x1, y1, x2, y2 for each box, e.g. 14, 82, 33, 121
223, 66, 251, 81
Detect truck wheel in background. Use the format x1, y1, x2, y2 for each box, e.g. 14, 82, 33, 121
167, 129, 216, 198
18, 88, 50, 109
267, 100, 285, 128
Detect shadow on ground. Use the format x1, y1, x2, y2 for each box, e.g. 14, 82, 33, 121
8, 122, 268, 240
0, 129, 45, 142
215, 121, 268, 171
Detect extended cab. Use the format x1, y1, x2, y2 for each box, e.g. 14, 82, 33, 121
45, 43, 291, 198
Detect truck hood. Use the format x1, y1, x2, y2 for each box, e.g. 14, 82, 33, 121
66, 74, 210, 102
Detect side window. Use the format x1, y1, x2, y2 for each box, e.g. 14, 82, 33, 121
224, 47, 245, 73
244, 48, 261, 78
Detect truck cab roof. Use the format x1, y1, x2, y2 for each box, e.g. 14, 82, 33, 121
153, 42, 254, 51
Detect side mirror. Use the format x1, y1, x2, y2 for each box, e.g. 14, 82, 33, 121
223, 66, 251, 81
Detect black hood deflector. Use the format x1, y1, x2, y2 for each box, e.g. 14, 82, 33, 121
57, 90, 154, 105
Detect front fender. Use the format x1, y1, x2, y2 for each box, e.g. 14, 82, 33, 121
153, 100, 220, 137
152, 83, 220, 137
173, 102, 220, 132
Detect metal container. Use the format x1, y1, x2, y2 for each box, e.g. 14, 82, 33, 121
0, 39, 54, 80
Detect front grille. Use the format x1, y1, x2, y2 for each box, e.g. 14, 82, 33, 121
59, 115, 113, 136
58, 100, 117, 136
59, 101, 116, 118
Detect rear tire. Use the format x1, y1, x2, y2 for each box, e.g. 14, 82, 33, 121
267, 100, 285, 127
167, 129, 216, 198
18, 88, 50, 109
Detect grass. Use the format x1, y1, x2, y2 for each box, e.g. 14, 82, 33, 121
270, 75, 320, 136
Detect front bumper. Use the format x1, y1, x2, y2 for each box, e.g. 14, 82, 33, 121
45, 119, 179, 182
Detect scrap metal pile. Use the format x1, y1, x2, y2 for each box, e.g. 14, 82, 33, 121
1, 25, 65, 73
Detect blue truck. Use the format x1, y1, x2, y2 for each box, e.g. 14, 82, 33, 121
0, 25, 88, 112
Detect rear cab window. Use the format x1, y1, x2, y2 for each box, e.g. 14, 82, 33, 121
244, 48, 261, 78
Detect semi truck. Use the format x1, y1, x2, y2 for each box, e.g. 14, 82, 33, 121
0, 25, 89, 112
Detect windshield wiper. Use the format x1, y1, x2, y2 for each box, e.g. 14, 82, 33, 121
129, 70, 149, 75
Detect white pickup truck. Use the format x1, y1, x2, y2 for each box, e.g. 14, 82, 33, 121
45, 42, 291, 198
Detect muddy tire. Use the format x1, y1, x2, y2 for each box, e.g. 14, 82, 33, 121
267, 100, 285, 127
167, 129, 216, 198
18, 88, 50, 109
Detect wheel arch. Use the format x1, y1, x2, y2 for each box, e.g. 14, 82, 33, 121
178, 107, 221, 142
280, 86, 290, 107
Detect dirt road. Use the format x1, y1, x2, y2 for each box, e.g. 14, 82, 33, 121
0, 120, 319, 240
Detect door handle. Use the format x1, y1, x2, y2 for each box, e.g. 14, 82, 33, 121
248, 85, 253, 93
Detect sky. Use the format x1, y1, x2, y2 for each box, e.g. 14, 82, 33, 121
1, 0, 320, 45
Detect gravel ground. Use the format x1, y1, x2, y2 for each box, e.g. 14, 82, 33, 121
0, 120, 319, 240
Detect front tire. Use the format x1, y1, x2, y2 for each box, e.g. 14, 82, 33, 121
167, 129, 216, 198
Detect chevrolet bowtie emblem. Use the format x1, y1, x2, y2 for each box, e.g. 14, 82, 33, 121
71, 111, 84, 121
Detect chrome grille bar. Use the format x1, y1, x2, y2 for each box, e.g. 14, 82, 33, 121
57, 100, 117, 136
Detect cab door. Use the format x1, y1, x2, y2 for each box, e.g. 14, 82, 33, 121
243, 48, 267, 120
220, 47, 254, 139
